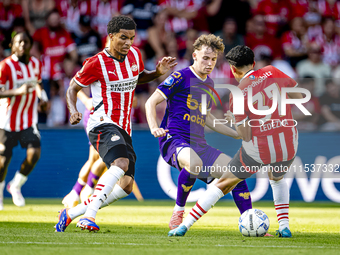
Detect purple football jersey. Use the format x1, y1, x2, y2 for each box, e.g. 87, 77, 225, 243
157, 66, 214, 144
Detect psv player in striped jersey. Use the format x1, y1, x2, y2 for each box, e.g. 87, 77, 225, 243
0, 32, 48, 210
169, 46, 304, 238
55, 16, 176, 232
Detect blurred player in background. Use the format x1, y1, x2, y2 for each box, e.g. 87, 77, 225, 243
145, 34, 252, 230
0, 32, 48, 210
61, 90, 106, 208
169, 45, 303, 238
55, 15, 176, 232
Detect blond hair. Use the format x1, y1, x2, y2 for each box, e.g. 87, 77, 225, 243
193, 34, 225, 54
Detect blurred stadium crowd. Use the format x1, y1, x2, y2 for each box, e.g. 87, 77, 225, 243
1, 0, 340, 132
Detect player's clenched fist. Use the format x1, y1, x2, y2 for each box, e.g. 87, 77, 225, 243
151, 128, 169, 138
70, 112, 82, 125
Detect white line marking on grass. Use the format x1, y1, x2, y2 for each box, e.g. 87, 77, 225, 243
0, 241, 333, 249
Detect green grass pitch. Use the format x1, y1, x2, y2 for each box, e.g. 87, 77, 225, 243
0, 199, 339, 255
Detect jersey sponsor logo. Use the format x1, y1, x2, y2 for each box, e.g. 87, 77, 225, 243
131, 64, 138, 72
16, 71, 23, 76
249, 75, 255, 80
164, 76, 174, 86
109, 79, 137, 92
166, 133, 172, 140
111, 134, 120, 142
108, 70, 117, 76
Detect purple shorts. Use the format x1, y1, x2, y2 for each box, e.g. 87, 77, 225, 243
83, 109, 91, 145
159, 134, 222, 183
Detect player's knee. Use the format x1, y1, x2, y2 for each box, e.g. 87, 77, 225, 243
189, 158, 203, 175
122, 180, 133, 194
112, 158, 129, 172
28, 148, 41, 164
0, 144, 11, 158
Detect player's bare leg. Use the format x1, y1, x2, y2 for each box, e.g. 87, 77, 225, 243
168, 171, 241, 236
76, 157, 129, 231
63, 145, 99, 208
169, 147, 202, 229
0, 145, 12, 210
6, 147, 40, 207
80, 157, 106, 202
268, 171, 291, 237
211, 153, 252, 215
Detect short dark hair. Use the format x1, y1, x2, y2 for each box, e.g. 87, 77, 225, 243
225, 45, 254, 68
107, 15, 136, 35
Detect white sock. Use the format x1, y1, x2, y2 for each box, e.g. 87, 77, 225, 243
11, 171, 27, 188
68, 185, 128, 220
77, 178, 86, 186
68, 198, 89, 220
83, 166, 125, 219
182, 185, 224, 229
174, 204, 185, 211
101, 185, 128, 207
270, 179, 290, 231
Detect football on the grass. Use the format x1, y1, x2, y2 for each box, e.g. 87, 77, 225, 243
238, 209, 270, 237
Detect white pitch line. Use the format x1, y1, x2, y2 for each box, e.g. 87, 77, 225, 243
0, 241, 334, 249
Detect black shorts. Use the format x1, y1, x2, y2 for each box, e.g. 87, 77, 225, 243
229, 147, 295, 179
0, 125, 41, 156
88, 123, 136, 178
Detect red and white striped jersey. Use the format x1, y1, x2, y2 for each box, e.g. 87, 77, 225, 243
74, 46, 144, 136
0, 55, 42, 132
229, 66, 298, 165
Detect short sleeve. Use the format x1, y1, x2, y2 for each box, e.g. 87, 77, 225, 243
273, 66, 298, 88
0, 61, 9, 89
135, 47, 144, 73
229, 92, 248, 126
157, 71, 184, 100
73, 58, 99, 87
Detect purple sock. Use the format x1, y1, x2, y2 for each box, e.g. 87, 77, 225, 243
72, 180, 84, 195
176, 168, 196, 207
232, 180, 252, 214
86, 171, 100, 188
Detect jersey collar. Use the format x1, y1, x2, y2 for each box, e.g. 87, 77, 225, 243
103, 48, 126, 63
239, 69, 255, 83
11, 54, 19, 62
189, 66, 207, 82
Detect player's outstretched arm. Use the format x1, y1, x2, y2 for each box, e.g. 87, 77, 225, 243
66, 79, 83, 125
206, 112, 241, 139
225, 111, 252, 142
145, 90, 168, 138
0, 83, 34, 98
137, 57, 177, 85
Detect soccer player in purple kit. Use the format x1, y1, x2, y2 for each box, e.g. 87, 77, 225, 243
145, 34, 253, 230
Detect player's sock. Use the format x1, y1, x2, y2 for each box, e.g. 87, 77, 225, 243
231, 180, 252, 214
174, 204, 185, 211
182, 185, 224, 229
10, 171, 27, 188
270, 179, 290, 231
68, 185, 128, 220
86, 171, 100, 188
101, 184, 128, 207
175, 168, 196, 209
83, 165, 125, 219
72, 178, 86, 195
